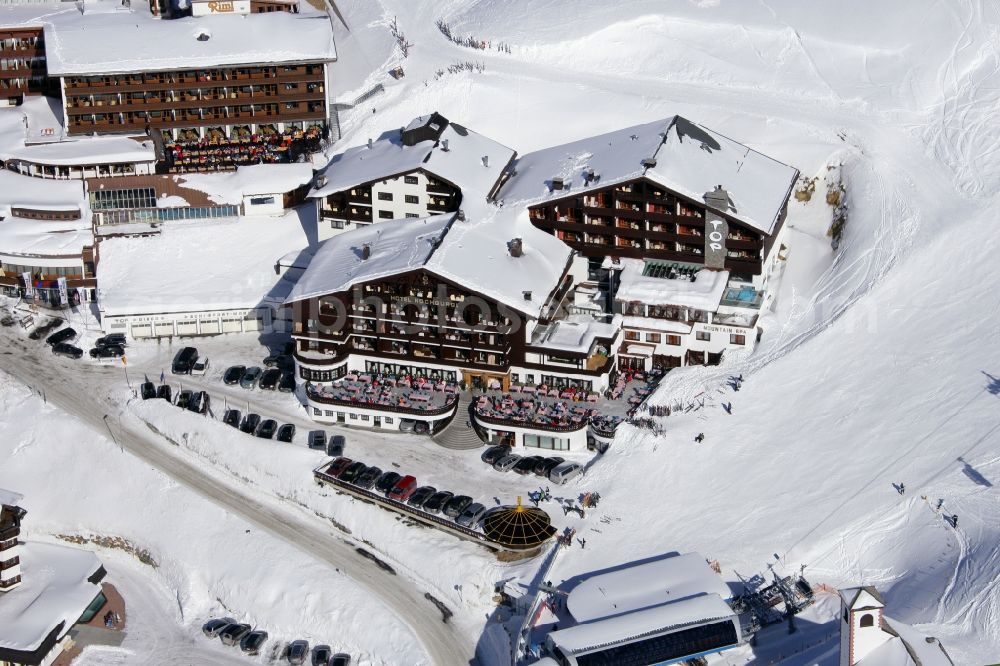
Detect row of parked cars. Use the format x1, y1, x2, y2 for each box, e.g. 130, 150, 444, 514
222, 408, 296, 442
323, 457, 490, 529
224, 363, 295, 392
480, 445, 584, 484
201, 618, 350, 665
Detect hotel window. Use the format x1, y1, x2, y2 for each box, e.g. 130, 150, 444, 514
384, 417, 394, 424
249, 196, 275, 206
404, 195, 419, 204
696, 331, 711, 341
645, 333, 661, 343
378, 192, 394, 201
405, 213, 419, 218
403, 175, 419, 185
730, 334, 746, 345
361, 414, 370, 421
624, 330, 640, 341
665, 335, 681, 346
330, 220, 345, 229
378, 210, 394, 219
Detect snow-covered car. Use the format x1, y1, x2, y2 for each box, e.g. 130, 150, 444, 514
455, 502, 487, 528
240, 629, 268, 655
191, 358, 210, 376
223, 365, 246, 385
201, 617, 236, 638
240, 367, 263, 389
276, 423, 295, 443
219, 623, 251, 646
287, 640, 309, 665
492, 454, 521, 473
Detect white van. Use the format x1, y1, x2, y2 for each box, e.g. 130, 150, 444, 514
549, 461, 583, 485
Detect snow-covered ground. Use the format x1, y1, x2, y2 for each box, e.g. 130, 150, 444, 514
3, 0, 1000, 664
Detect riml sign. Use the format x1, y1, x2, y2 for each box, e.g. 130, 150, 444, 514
192, 0, 251, 15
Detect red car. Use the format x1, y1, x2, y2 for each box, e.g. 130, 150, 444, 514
387, 475, 418, 501
327, 457, 353, 478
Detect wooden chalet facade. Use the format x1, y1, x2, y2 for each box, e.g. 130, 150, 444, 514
319, 171, 461, 231
0, 26, 57, 106
526, 176, 787, 280
62, 62, 328, 137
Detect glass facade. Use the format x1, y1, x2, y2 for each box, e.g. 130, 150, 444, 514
571, 619, 739, 666
523, 434, 569, 451
90, 187, 157, 210
95, 205, 240, 225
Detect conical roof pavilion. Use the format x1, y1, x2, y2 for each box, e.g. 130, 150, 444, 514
482, 497, 556, 550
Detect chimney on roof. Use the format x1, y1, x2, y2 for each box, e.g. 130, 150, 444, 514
315, 174, 327, 188
551, 176, 564, 191
582, 167, 595, 184
703, 184, 729, 211
641, 157, 657, 168
367, 138, 373, 149
361, 243, 371, 260
482, 155, 489, 167
456, 209, 466, 222
441, 138, 449, 151
509, 237, 523, 258
522, 290, 532, 301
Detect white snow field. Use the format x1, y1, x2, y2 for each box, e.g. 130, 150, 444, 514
3, 0, 1000, 664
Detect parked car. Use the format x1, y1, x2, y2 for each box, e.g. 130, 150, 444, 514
239, 629, 268, 655
223, 365, 246, 385
423, 491, 454, 515
534, 456, 565, 477
240, 413, 261, 434
278, 371, 295, 393
255, 419, 278, 439
45, 327, 77, 346
355, 466, 383, 489
327, 457, 353, 478
443, 494, 473, 518
95, 333, 127, 349
176, 390, 193, 410
171, 346, 199, 374
549, 461, 584, 485
374, 471, 401, 493
264, 354, 294, 370
481, 445, 511, 465
223, 408, 241, 427
259, 368, 281, 390
456, 502, 487, 527
388, 475, 418, 501
262, 354, 282, 368
52, 343, 83, 359
492, 454, 522, 473
140, 381, 156, 400
240, 367, 263, 389
513, 456, 545, 475
406, 485, 437, 509
191, 358, 210, 376
340, 461, 367, 483
89, 345, 124, 359
327, 435, 346, 457
308, 430, 327, 450
156, 384, 172, 401
201, 617, 236, 638
398, 419, 416, 433
188, 391, 210, 414
219, 623, 252, 646
312, 644, 332, 666
288, 640, 309, 665
29, 318, 61, 340
330, 654, 351, 666
276, 423, 296, 443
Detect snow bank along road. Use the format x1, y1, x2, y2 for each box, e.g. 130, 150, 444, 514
0, 333, 472, 666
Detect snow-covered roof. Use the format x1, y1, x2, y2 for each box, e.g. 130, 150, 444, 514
620, 315, 692, 334
0, 97, 155, 166
566, 552, 733, 624
882, 617, 955, 666
499, 116, 798, 235
0, 216, 93, 258
649, 117, 798, 235
499, 118, 670, 207
840, 585, 885, 609
548, 592, 736, 655
0, 541, 103, 654
285, 214, 453, 303
616, 259, 729, 311
530, 318, 617, 354
173, 163, 315, 204
0, 487, 23, 507
98, 209, 314, 316
311, 114, 515, 209
423, 207, 572, 317
0, 170, 87, 217
39, 5, 336, 76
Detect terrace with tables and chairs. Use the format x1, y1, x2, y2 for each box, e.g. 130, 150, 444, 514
471, 368, 664, 451
305, 372, 461, 431
161, 123, 325, 173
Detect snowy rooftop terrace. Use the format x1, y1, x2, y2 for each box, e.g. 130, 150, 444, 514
0, 170, 87, 216
616, 259, 730, 311
0, 1, 336, 76
499, 115, 798, 235
0, 541, 103, 655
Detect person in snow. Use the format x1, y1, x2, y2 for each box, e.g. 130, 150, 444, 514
951, 514, 959, 528
722, 402, 732, 414
899, 483, 905, 495
695, 433, 705, 443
